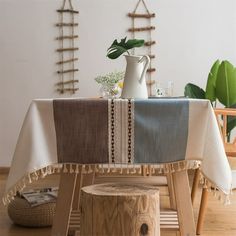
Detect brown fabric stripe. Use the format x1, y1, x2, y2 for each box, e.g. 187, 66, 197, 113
53, 99, 108, 164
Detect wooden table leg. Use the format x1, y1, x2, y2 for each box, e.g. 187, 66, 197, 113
72, 167, 83, 211
51, 172, 77, 236
172, 169, 196, 236
196, 188, 209, 235
191, 168, 200, 204
82, 170, 95, 187
72, 169, 95, 211
141, 164, 148, 176
166, 173, 177, 210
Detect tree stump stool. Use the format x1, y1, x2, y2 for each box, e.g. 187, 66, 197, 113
80, 183, 160, 236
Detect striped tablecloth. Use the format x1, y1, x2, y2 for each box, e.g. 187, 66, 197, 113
3, 98, 232, 204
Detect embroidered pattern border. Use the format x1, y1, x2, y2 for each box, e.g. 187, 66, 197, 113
110, 99, 115, 163
128, 99, 132, 163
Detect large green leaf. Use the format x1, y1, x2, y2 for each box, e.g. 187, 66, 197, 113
125, 39, 145, 49
184, 83, 205, 99
216, 60, 236, 107
107, 37, 144, 59
106, 45, 127, 59
205, 60, 220, 102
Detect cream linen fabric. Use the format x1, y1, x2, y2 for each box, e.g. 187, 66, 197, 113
186, 100, 232, 194
6, 99, 57, 191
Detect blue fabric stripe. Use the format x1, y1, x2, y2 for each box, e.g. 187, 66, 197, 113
134, 99, 189, 163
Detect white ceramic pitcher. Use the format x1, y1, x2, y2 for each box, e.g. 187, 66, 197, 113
121, 55, 150, 99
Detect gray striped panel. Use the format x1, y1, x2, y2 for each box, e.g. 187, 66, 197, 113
134, 99, 189, 163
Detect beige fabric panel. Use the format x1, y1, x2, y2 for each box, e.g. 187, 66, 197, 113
185, 99, 209, 159
187, 99, 232, 194
6, 99, 57, 191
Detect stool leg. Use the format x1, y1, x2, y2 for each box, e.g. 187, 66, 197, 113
51, 172, 77, 236
196, 188, 209, 235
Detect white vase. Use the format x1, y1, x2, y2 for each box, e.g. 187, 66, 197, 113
121, 55, 150, 99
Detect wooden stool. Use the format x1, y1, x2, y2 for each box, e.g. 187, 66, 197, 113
80, 183, 160, 236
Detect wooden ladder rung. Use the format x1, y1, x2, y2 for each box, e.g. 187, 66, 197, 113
56, 23, 78, 27
147, 68, 156, 73
56, 35, 79, 40
57, 47, 79, 52
57, 69, 79, 74
57, 88, 79, 93
57, 9, 79, 14
57, 79, 79, 85
128, 26, 155, 32
149, 55, 156, 59
146, 80, 156, 86
145, 41, 156, 47
128, 13, 155, 18
56, 58, 78, 64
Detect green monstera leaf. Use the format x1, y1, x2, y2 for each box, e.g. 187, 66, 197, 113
216, 60, 236, 107
205, 60, 220, 102
184, 83, 206, 99
107, 37, 144, 59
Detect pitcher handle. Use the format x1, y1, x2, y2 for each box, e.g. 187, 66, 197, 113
138, 55, 150, 83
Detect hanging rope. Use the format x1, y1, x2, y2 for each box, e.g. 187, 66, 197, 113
56, 0, 79, 94
129, 0, 156, 96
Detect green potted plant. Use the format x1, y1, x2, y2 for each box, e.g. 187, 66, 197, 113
94, 71, 124, 98
184, 60, 236, 136
107, 37, 150, 99
107, 37, 145, 59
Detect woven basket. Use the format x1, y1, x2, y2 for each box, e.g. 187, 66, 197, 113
8, 196, 56, 227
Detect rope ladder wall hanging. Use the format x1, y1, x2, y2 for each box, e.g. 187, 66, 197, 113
56, 0, 79, 94
128, 0, 156, 96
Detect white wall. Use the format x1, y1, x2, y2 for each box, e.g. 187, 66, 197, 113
1, 0, 236, 166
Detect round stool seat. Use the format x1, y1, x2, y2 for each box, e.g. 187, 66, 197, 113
8, 196, 56, 227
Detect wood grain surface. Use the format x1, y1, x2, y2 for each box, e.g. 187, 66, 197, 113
80, 183, 160, 236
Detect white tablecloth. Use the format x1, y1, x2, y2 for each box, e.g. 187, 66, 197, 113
3, 98, 232, 204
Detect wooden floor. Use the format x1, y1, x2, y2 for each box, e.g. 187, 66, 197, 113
1, 169, 236, 236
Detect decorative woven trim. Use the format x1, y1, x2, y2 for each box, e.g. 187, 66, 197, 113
127, 99, 132, 163
2, 164, 62, 206
108, 99, 134, 164
130, 99, 135, 163
199, 171, 232, 205
108, 99, 111, 162
108, 99, 115, 163
95, 160, 200, 175
114, 99, 121, 163
3, 160, 231, 206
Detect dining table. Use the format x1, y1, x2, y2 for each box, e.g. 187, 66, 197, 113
3, 97, 232, 236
